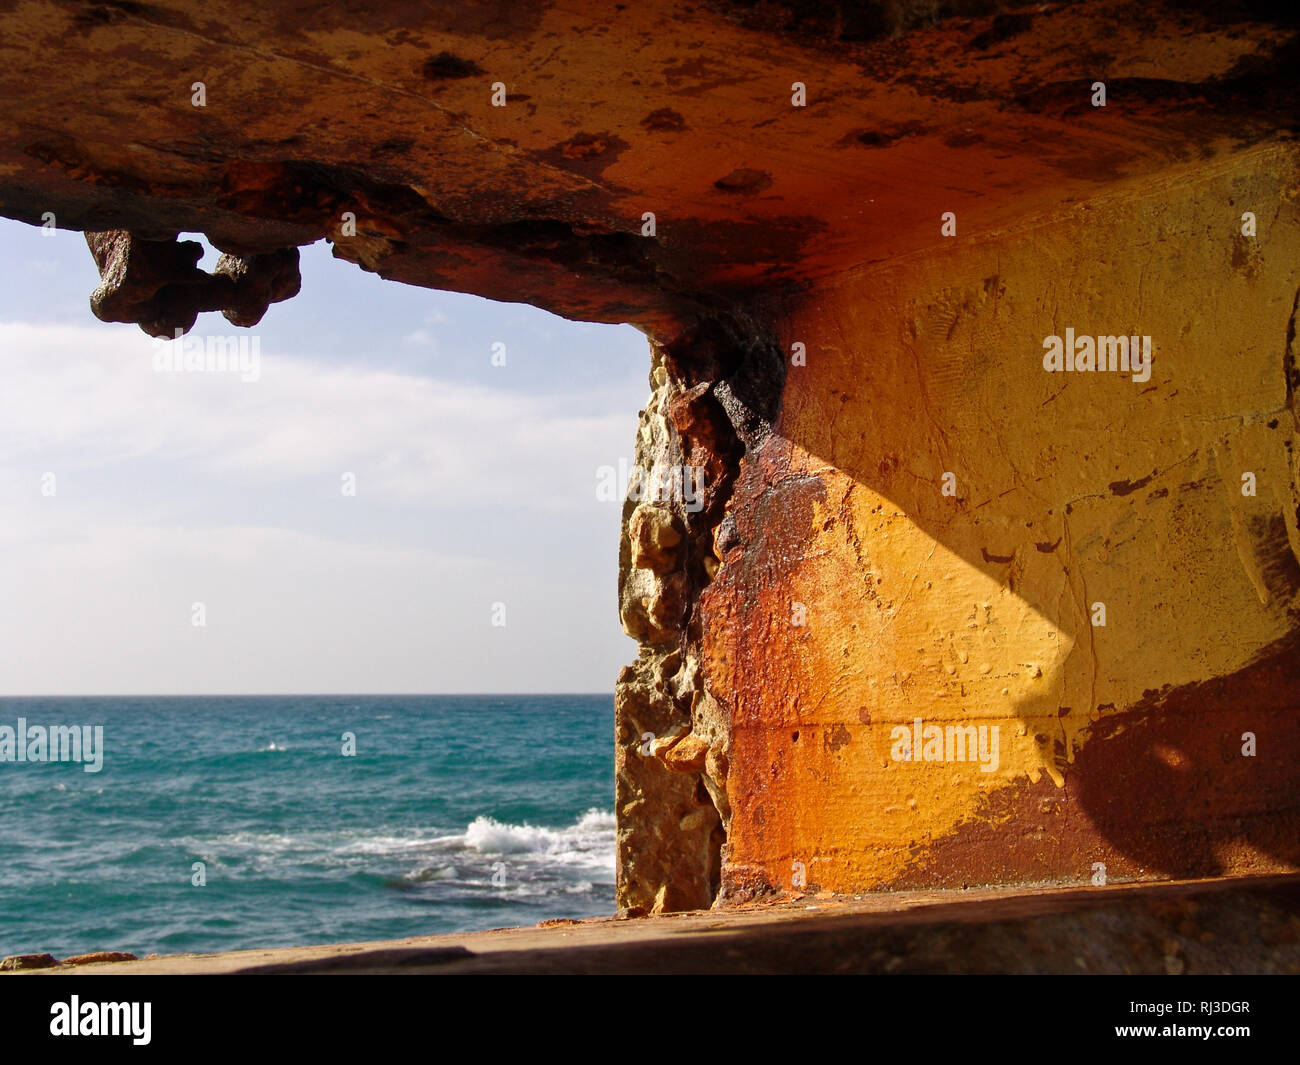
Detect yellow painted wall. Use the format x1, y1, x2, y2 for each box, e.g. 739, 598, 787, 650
705, 145, 1300, 895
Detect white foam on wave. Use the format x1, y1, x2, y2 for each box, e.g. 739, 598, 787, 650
463, 807, 614, 865
448, 808, 615, 893
179, 808, 616, 891
257, 742, 287, 753
385, 810, 615, 895
403, 863, 460, 883
336, 834, 446, 855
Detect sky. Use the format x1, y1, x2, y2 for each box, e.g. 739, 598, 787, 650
0, 219, 649, 694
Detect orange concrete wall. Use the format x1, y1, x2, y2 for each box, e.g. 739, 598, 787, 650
705, 144, 1300, 897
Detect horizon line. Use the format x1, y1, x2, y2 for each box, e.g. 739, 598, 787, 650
0, 691, 614, 699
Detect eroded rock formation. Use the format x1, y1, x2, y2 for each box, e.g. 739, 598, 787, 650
85, 231, 300, 336
2, 0, 1299, 912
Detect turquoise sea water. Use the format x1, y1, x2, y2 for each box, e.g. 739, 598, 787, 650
0, 695, 615, 959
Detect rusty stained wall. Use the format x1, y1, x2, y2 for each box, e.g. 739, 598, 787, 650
689, 144, 1300, 900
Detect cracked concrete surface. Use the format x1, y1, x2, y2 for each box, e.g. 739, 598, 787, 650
708, 145, 1300, 896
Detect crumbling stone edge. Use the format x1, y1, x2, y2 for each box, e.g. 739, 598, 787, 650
614, 309, 785, 913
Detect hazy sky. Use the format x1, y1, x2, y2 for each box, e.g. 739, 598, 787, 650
0, 219, 648, 694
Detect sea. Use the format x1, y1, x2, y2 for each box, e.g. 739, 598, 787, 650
0, 694, 615, 959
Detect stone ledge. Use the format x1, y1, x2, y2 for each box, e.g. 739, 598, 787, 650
9, 874, 1297, 975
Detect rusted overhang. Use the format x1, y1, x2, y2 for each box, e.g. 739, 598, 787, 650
0, 0, 1297, 337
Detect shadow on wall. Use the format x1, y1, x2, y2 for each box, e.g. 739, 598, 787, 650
704, 159, 1300, 891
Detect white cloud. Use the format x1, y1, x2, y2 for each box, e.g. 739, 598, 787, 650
400, 327, 437, 347
0, 321, 638, 513
0, 319, 643, 692
0, 223, 649, 693
0, 517, 627, 694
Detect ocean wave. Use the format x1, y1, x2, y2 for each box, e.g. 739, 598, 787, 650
403, 863, 460, 883
177, 809, 615, 879
463, 808, 614, 860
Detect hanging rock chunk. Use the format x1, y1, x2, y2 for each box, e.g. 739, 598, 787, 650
86, 230, 227, 337
85, 230, 300, 338
214, 248, 302, 327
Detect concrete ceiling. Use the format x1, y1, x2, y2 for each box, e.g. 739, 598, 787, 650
0, 0, 1297, 336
